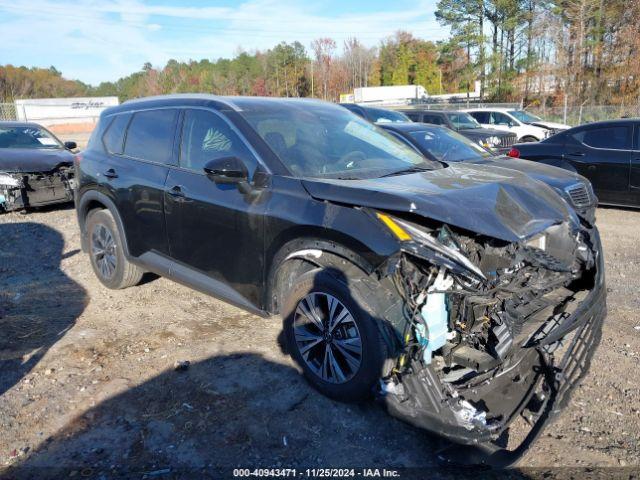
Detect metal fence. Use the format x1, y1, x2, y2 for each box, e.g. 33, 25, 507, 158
398, 101, 639, 127
0, 103, 17, 121
404, 102, 520, 110
3, 98, 638, 128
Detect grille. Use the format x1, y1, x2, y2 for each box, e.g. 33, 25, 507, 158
566, 183, 592, 208
500, 134, 517, 148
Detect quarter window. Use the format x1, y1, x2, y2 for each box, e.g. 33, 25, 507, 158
179, 109, 256, 176
123, 109, 178, 163
573, 126, 631, 150
102, 114, 131, 154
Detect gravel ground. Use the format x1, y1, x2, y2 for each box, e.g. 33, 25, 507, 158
0, 204, 638, 478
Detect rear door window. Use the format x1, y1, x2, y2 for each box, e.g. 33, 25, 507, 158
124, 109, 178, 163
179, 109, 257, 176
573, 126, 632, 150
406, 113, 421, 122
490, 112, 513, 126
102, 113, 131, 154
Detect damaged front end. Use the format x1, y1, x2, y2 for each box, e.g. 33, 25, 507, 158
0, 167, 74, 212
375, 213, 606, 466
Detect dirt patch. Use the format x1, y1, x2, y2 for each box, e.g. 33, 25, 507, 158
0, 204, 638, 476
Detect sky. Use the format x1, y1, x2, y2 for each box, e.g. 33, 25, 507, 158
0, 0, 448, 86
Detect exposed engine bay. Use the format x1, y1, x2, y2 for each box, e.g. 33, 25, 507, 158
0, 166, 74, 212
376, 215, 604, 465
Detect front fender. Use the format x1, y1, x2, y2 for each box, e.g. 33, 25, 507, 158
262, 176, 402, 312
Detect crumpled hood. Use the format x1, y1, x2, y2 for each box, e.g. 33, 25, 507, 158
0, 148, 74, 173
302, 163, 579, 243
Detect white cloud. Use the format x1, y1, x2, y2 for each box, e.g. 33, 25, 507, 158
0, 0, 448, 85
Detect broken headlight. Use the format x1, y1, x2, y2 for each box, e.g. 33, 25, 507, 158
0, 174, 21, 188
376, 213, 485, 280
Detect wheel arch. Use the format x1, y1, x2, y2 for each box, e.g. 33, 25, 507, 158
265, 233, 383, 315
77, 190, 131, 258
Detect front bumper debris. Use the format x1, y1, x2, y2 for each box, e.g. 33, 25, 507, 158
0, 168, 74, 211
376, 219, 606, 467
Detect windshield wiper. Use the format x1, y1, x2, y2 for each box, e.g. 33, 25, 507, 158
379, 166, 431, 178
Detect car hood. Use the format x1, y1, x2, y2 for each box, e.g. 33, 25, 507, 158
301, 163, 578, 243
459, 127, 513, 138
0, 148, 74, 173
528, 121, 570, 131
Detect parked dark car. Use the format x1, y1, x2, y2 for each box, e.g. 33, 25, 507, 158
0, 122, 76, 212
76, 95, 605, 465
379, 122, 597, 220
339, 103, 410, 123
398, 109, 517, 154
509, 119, 640, 207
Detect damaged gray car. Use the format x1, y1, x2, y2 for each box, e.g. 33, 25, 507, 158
76, 96, 606, 466
0, 122, 76, 212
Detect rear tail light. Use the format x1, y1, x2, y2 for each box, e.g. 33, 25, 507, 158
507, 148, 520, 158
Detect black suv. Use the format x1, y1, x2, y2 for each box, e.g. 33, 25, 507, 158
399, 109, 517, 154
76, 95, 605, 463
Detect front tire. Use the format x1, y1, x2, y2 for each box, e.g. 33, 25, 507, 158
282, 269, 388, 402
86, 209, 143, 289
520, 135, 539, 143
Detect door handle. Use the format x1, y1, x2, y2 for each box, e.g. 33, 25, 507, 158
168, 185, 191, 203
567, 152, 585, 157
168, 185, 185, 197
103, 168, 118, 179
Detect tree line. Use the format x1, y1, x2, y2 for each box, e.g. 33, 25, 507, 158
1, 0, 638, 108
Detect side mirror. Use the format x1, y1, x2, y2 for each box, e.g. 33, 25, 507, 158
64, 141, 77, 150
203, 156, 249, 185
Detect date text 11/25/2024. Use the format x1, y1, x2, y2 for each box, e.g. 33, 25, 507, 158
233, 468, 401, 478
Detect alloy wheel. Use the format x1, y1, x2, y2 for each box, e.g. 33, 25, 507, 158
91, 224, 117, 280
293, 292, 363, 384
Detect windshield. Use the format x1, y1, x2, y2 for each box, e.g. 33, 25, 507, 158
0, 125, 63, 149
238, 100, 440, 179
447, 112, 482, 130
366, 107, 410, 124
508, 110, 542, 123
408, 127, 494, 163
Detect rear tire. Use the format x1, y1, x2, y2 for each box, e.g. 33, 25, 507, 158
86, 209, 143, 289
282, 268, 388, 402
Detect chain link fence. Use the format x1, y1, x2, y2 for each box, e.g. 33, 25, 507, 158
0, 103, 17, 121
403, 101, 520, 111
3, 98, 638, 130
399, 101, 639, 127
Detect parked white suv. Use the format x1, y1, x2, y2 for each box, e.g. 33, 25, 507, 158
464, 108, 570, 142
